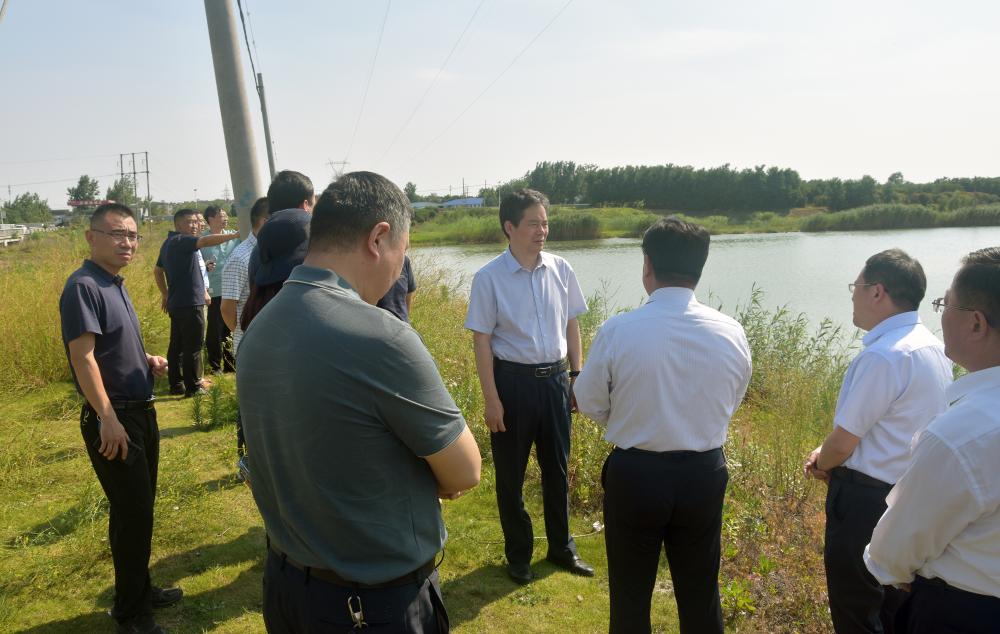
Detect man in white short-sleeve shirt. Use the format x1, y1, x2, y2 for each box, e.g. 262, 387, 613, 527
465, 188, 593, 585
805, 248, 952, 634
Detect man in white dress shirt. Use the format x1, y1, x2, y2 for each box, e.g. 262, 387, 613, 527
864, 247, 1000, 633
465, 188, 594, 585
575, 217, 752, 634
804, 248, 952, 634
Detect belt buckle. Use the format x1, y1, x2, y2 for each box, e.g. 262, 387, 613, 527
534, 366, 553, 378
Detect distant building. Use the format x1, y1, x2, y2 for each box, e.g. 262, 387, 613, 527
441, 197, 484, 208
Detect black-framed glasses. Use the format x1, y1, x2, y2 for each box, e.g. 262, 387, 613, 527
848, 282, 876, 293
92, 229, 143, 243
931, 298, 975, 314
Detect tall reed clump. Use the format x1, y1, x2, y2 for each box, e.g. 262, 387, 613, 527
0, 224, 173, 399
940, 203, 1000, 227
801, 204, 937, 231
547, 213, 601, 240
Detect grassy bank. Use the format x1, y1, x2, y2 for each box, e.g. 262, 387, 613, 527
0, 228, 847, 632
410, 203, 1000, 246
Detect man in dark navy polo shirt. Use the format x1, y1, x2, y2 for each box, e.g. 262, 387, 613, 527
153, 209, 239, 396
60, 203, 181, 634
376, 254, 417, 322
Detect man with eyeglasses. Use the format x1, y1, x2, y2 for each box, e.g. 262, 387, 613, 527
804, 248, 953, 633
864, 247, 1000, 633
153, 208, 239, 397
60, 203, 181, 634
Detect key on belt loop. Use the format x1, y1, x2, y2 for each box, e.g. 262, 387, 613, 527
348, 593, 367, 629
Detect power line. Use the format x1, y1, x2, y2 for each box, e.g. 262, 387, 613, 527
243, 0, 264, 73
0, 153, 121, 165
6, 173, 120, 188
343, 0, 392, 164
404, 0, 576, 166
374, 0, 488, 167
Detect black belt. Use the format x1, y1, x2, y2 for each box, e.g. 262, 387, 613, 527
831, 466, 891, 489
267, 542, 436, 589
86, 399, 155, 413
494, 358, 568, 378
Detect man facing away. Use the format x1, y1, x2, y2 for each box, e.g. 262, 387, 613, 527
59, 203, 181, 634
864, 247, 1000, 633
804, 248, 953, 633
200, 205, 239, 374
575, 217, 752, 634
237, 171, 481, 632
153, 209, 238, 396
465, 188, 594, 584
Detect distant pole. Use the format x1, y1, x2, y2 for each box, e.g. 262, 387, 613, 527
144, 152, 151, 219
204, 0, 264, 239
257, 72, 276, 179
130, 152, 139, 202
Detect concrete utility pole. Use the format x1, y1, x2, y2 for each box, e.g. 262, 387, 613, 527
204, 0, 264, 238
257, 72, 277, 179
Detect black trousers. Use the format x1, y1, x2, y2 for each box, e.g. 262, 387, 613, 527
896, 576, 1000, 634
80, 404, 159, 624
491, 362, 576, 567
262, 550, 448, 633
167, 305, 205, 393
205, 297, 234, 373
825, 468, 907, 634
603, 446, 728, 634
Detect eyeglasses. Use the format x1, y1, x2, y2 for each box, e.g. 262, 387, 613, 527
848, 282, 876, 293
92, 229, 143, 243
931, 298, 975, 314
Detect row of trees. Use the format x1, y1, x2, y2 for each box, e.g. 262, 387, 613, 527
2, 174, 143, 225
470, 162, 1000, 213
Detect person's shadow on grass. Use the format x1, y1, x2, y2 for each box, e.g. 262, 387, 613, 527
441, 561, 557, 629
17, 526, 267, 634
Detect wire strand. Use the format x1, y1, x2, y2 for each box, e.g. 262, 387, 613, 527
374, 0, 488, 167
343, 0, 392, 164
403, 0, 575, 167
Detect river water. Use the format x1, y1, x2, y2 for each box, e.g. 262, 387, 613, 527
412, 226, 1000, 338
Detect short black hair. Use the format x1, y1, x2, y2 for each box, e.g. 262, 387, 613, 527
249, 197, 270, 229
641, 216, 710, 286
203, 205, 223, 220
953, 247, 1000, 328
862, 248, 926, 311
267, 170, 314, 212
173, 208, 199, 222
90, 203, 134, 227
309, 172, 411, 251
499, 189, 548, 239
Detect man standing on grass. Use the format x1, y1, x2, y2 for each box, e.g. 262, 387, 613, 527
153, 209, 239, 397
200, 205, 239, 374
238, 172, 480, 632
574, 217, 752, 634
220, 196, 269, 458
864, 247, 1000, 633
804, 248, 953, 633
59, 203, 181, 634
465, 188, 594, 585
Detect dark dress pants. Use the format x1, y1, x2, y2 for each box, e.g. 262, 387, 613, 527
896, 576, 1000, 634
167, 305, 205, 393
262, 550, 449, 633
825, 468, 907, 634
205, 297, 234, 372
80, 404, 159, 624
603, 447, 728, 634
490, 365, 577, 567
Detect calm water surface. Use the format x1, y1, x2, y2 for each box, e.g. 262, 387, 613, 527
412, 226, 1000, 339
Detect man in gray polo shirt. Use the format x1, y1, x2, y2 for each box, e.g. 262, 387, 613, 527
238, 171, 481, 632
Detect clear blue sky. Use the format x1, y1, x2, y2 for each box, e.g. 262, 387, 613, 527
2, 0, 999, 207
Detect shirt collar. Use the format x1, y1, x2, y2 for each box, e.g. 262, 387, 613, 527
502, 247, 550, 273
285, 264, 361, 300
82, 259, 124, 286
945, 365, 1000, 407
862, 311, 921, 347
646, 286, 696, 307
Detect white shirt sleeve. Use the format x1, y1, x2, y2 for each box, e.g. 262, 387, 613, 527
834, 353, 900, 437
575, 321, 612, 425
464, 271, 497, 335
566, 265, 587, 320
864, 430, 983, 586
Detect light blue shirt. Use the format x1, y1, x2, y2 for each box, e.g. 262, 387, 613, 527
835, 311, 953, 483
465, 248, 586, 364
200, 229, 240, 296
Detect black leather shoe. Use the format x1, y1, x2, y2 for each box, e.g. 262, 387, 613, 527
169, 385, 185, 396
546, 555, 595, 577
507, 563, 535, 585
152, 585, 183, 608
